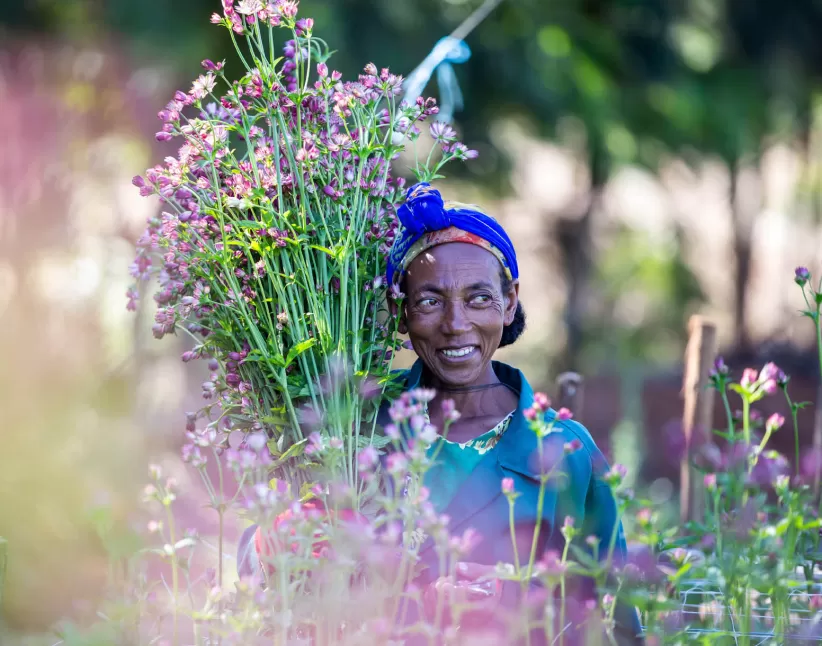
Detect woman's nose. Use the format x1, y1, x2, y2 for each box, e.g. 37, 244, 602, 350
442, 299, 471, 335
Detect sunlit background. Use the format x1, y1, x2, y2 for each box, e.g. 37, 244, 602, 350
2, 0, 822, 639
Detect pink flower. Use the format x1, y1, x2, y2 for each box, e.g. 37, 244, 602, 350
501, 477, 515, 494
564, 439, 582, 454
278, 0, 298, 19
450, 527, 482, 556
761, 379, 778, 395
523, 406, 538, 421
704, 473, 717, 490
604, 464, 627, 487
190, 73, 216, 100
556, 407, 573, 421
766, 413, 785, 433
386, 453, 408, 474
409, 388, 436, 403
740, 368, 759, 388
357, 446, 379, 471
418, 424, 438, 444
295, 18, 314, 35
533, 392, 551, 411
441, 399, 461, 423
759, 362, 779, 383
236, 0, 263, 14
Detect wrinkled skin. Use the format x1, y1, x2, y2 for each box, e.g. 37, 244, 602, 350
397, 242, 520, 623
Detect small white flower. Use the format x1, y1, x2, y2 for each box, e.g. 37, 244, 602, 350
236, 0, 263, 15
190, 73, 216, 100
247, 432, 267, 452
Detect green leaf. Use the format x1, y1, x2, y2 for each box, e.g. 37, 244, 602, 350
276, 438, 308, 464
285, 338, 317, 367
310, 245, 336, 257
299, 481, 319, 502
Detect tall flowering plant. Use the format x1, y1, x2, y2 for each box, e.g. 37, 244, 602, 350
129, 1, 475, 491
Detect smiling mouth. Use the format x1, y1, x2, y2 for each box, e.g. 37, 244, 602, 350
438, 346, 478, 359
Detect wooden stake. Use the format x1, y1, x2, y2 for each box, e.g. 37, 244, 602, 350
556, 372, 584, 414
681, 316, 718, 524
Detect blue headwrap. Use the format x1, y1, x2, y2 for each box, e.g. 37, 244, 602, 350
386, 182, 519, 287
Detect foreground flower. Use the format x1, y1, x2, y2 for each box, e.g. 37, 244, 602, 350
555, 407, 573, 421
766, 412, 785, 433
795, 266, 811, 286
501, 477, 515, 494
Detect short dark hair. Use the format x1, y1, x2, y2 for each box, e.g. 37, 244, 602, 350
500, 272, 526, 347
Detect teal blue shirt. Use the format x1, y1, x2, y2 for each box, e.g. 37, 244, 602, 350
382, 359, 643, 645
424, 410, 514, 513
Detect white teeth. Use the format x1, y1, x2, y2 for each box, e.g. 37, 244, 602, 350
442, 347, 474, 358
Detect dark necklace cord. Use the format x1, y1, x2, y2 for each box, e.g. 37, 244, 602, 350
437, 382, 520, 397
420, 366, 520, 397
438, 382, 505, 393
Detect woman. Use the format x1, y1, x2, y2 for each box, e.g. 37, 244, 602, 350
382, 183, 643, 644
238, 183, 643, 644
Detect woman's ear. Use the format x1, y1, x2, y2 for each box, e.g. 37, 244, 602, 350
503, 279, 519, 326
389, 298, 408, 334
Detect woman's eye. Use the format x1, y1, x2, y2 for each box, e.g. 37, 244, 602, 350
418, 297, 438, 307
470, 294, 492, 304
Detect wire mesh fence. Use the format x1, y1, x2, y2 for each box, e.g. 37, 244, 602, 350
654, 576, 822, 643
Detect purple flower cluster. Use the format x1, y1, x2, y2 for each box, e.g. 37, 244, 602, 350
127, 0, 479, 469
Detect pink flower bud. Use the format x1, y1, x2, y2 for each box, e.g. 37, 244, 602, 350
533, 392, 551, 411
501, 477, 515, 494
523, 406, 538, 421
704, 473, 717, 490
740, 368, 759, 388
766, 413, 785, 433
357, 446, 379, 471
317, 62, 328, 78
556, 407, 573, 421
758, 362, 779, 383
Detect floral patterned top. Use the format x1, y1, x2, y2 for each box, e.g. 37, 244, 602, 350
424, 410, 515, 514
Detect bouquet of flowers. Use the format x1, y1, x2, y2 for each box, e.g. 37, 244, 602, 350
130, 0, 476, 493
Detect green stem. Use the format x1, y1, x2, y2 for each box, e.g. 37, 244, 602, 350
783, 389, 801, 475
165, 502, 179, 646
507, 497, 521, 575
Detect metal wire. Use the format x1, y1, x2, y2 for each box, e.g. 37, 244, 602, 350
656, 578, 822, 643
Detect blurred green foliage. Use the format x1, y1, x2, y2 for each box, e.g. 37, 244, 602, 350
5, 0, 822, 366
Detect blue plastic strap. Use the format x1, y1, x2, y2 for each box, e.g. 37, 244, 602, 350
403, 36, 472, 123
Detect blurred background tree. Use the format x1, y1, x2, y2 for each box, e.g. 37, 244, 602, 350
3, 0, 822, 636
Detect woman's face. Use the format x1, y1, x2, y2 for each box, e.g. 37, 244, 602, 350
401, 242, 519, 388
